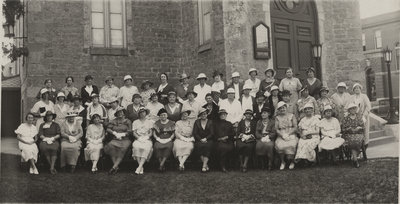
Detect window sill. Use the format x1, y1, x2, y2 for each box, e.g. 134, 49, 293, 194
89, 47, 129, 56
198, 43, 211, 53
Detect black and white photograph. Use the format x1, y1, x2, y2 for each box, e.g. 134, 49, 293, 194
0, 0, 399, 202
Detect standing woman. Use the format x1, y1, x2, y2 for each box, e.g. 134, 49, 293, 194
182, 91, 202, 125
99, 76, 120, 109
244, 68, 261, 98
104, 108, 132, 174
15, 113, 40, 174
173, 109, 195, 171
253, 92, 267, 121
213, 109, 235, 172
348, 83, 371, 150
176, 73, 193, 101
38, 111, 61, 174
31, 89, 55, 130
36, 79, 58, 103
86, 93, 108, 121
330, 82, 350, 122
61, 76, 79, 104
118, 75, 139, 108
84, 114, 105, 173
341, 102, 365, 168
193, 73, 212, 105
203, 93, 219, 120
297, 86, 319, 120
54, 92, 70, 125
267, 85, 282, 116
279, 68, 302, 104
165, 91, 182, 122
303, 67, 322, 100
81, 75, 99, 107
126, 94, 143, 122
69, 96, 86, 127
153, 108, 175, 172
236, 109, 257, 173
131, 107, 154, 175
60, 112, 83, 173
295, 103, 321, 166
140, 80, 155, 106
317, 86, 336, 116
211, 70, 227, 99
193, 108, 214, 172
259, 68, 279, 95
275, 101, 298, 170
255, 107, 276, 170
156, 73, 175, 105
145, 93, 164, 123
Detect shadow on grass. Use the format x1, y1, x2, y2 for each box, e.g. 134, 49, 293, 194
0, 153, 398, 203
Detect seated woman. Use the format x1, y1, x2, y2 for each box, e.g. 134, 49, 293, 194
296, 86, 319, 120
193, 108, 214, 172
104, 108, 132, 174
316, 86, 336, 116
86, 93, 108, 122
54, 92, 70, 125
213, 109, 235, 172
131, 107, 153, 175
84, 114, 105, 173
295, 103, 321, 166
153, 108, 175, 172
255, 107, 276, 170
60, 112, 83, 173
15, 112, 40, 174
203, 93, 219, 120
318, 105, 344, 164
341, 102, 365, 168
267, 85, 282, 116
38, 111, 61, 174
236, 109, 257, 173
173, 109, 195, 171
165, 91, 182, 122
275, 101, 298, 170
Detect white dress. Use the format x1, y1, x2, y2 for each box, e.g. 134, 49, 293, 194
295, 116, 321, 162
145, 102, 164, 123
131, 119, 153, 161
118, 85, 139, 108
84, 124, 105, 161
219, 99, 243, 124
193, 84, 212, 106
54, 103, 70, 125
181, 99, 202, 126
173, 120, 194, 157
15, 123, 39, 162
318, 117, 344, 151
244, 78, 261, 97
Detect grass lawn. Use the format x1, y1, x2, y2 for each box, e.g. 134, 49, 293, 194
0, 153, 398, 203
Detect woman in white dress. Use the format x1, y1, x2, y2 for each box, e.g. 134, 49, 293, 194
279, 68, 302, 104
85, 114, 105, 173
15, 112, 39, 174
145, 93, 164, 123
173, 109, 195, 171
131, 107, 154, 175
54, 92, 70, 125
31, 89, 55, 129
318, 105, 344, 164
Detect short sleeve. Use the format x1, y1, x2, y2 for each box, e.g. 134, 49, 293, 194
55, 123, 61, 135
15, 124, 25, 135
132, 120, 139, 131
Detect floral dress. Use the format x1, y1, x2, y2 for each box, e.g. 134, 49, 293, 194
132, 119, 154, 161
173, 120, 194, 157
153, 120, 175, 158
295, 115, 320, 162
341, 115, 365, 150
275, 113, 298, 155
84, 123, 105, 161
297, 96, 319, 120
317, 97, 336, 116
140, 88, 156, 106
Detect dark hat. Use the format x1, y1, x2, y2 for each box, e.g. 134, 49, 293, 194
185, 90, 198, 98
218, 109, 228, 115
105, 76, 114, 83
320, 86, 329, 93
137, 107, 150, 116
141, 80, 153, 89
243, 109, 253, 116
157, 108, 168, 116
44, 111, 57, 121
256, 91, 266, 98
167, 91, 177, 96
85, 75, 94, 81
132, 93, 142, 101
213, 70, 223, 78
300, 85, 309, 94
149, 92, 158, 100
44, 79, 52, 84
72, 95, 82, 101
198, 108, 208, 117
261, 107, 272, 113
179, 73, 190, 81
114, 108, 127, 117
281, 90, 292, 96
180, 109, 191, 117
306, 67, 316, 73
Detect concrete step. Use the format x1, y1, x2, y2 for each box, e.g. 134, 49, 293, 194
369, 135, 397, 147
369, 130, 386, 139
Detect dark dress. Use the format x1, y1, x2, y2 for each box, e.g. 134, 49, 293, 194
38, 122, 61, 157
268, 95, 282, 116
165, 103, 182, 122
126, 104, 140, 122
80, 85, 99, 107
303, 78, 322, 100
153, 120, 175, 159
255, 119, 276, 156
341, 115, 365, 150
203, 102, 219, 121
104, 118, 132, 159
253, 102, 268, 122
214, 119, 235, 160
193, 119, 214, 157
36, 88, 58, 104
259, 79, 280, 93
156, 83, 175, 105
236, 120, 257, 157
176, 83, 194, 101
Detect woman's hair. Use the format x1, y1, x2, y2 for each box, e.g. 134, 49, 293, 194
43, 114, 54, 122
285, 67, 293, 73
160, 73, 168, 80
65, 76, 74, 83
25, 112, 35, 120
90, 114, 101, 123
44, 79, 52, 85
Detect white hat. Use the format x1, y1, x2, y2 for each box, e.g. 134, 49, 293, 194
276, 101, 287, 110
196, 73, 208, 80
248, 68, 258, 75
346, 102, 358, 110
352, 83, 363, 90
323, 105, 333, 113
65, 112, 78, 118
270, 85, 279, 91
124, 75, 133, 81
243, 83, 252, 90
231, 72, 240, 78
264, 68, 276, 76
57, 92, 65, 98
301, 102, 314, 111
336, 82, 347, 89
40, 88, 49, 95
226, 88, 235, 94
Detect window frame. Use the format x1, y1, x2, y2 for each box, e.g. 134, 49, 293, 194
374, 30, 382, 49
362, 33, 366, 51
198, 0, 212, 49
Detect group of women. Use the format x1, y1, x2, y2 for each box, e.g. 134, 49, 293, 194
15, 67, 371, 175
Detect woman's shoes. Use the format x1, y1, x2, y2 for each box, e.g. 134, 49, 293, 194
91, 168, 98, 174
280, 162, 286, 170
108, 167, 118, 175
33, 168, 39, 175
353, 160, 360, 168
242, 167, 247, 173
139, 168, 144, 175
29, 167, 34, 174
135, 167, 140, 175
201, 167, 207, 172
50, 168, 57, 175
289, 162, 295, 170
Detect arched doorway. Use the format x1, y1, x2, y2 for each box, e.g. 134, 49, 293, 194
270, 0, 319, 81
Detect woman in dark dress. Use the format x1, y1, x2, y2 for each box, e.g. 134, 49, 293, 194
236, 109, 257, 173
193, 108, 214, 172
303, 67, 322, 100
38, 111, 61, 174
81, 75, 99, 107
153, 108, 175, 172
104, 108, 132, 174
126, 94, 142, 122
203, 93, 219, 120
213, 109, 235, 172
255, 107, 276, 170
156, 73, 175, 105
267, 85, 282, 116
164, 91, 182, 122
259, 68, 280, 94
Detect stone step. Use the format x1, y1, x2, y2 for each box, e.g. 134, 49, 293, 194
369, 135, 397, 147
369, 130, 386, 139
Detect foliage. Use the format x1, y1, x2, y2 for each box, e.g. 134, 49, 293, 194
2, 44, 29, 62
2, 0, 24, 26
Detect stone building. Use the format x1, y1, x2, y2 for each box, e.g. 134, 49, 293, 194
11, 0, 365, 118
